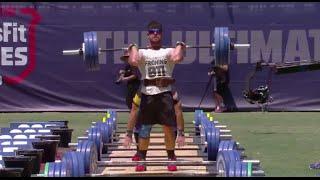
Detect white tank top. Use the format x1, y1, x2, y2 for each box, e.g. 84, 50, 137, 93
137, 48, 175, 95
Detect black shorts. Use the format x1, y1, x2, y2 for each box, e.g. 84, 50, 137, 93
216, 83, 229, 96
126, 82, 140, 109
139, 91, 177, 127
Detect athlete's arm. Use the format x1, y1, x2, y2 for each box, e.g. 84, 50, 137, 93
170, 42, 186, 64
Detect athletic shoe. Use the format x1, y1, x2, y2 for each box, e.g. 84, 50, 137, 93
167, 157, 177, 171
135, 161, 147, 171
132, 153, 140, 161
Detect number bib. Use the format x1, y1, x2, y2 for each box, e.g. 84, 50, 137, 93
138, 48, 175, 95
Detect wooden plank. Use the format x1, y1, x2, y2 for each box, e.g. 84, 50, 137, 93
100, 133, 214, 176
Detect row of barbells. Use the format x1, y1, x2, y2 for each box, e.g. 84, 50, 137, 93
37, 110, 264, 177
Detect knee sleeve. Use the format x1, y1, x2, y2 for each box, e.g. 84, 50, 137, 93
139, 124, 152, 138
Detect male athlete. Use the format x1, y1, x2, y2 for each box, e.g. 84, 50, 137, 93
126, 20, 186, 171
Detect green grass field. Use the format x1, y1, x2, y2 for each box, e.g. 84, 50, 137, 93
1, 111, 320, 177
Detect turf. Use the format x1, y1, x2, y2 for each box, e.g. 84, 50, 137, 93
0, 111, 319, 177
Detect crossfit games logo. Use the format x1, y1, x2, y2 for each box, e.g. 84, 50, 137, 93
0, 7, 41, 86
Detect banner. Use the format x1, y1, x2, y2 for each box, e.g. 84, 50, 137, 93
0, 2, 319, 111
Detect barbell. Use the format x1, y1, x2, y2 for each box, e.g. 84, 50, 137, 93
71, 133, 233, 150
215, 150, 265, 177
110, 133, 232, 140
86, 115, 229, 141
93, 141, 256, 171
62, 27, 250, 71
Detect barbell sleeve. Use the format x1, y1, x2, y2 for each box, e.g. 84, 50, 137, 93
242, 159, 260, 164
62, 49, 82, 56
234, 43, 250, 48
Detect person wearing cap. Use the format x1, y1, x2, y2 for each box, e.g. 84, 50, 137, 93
115, 50, 141, 109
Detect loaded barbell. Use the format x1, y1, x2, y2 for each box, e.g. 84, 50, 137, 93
215, 150, 265, 177
93, 119, 228, 134
62, 27, 250, 71
75, 126, 232, 145
87, 116, 229, 141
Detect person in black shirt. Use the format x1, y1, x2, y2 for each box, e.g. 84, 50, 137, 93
208, 59, 237, 113
115, 50, 141, 109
